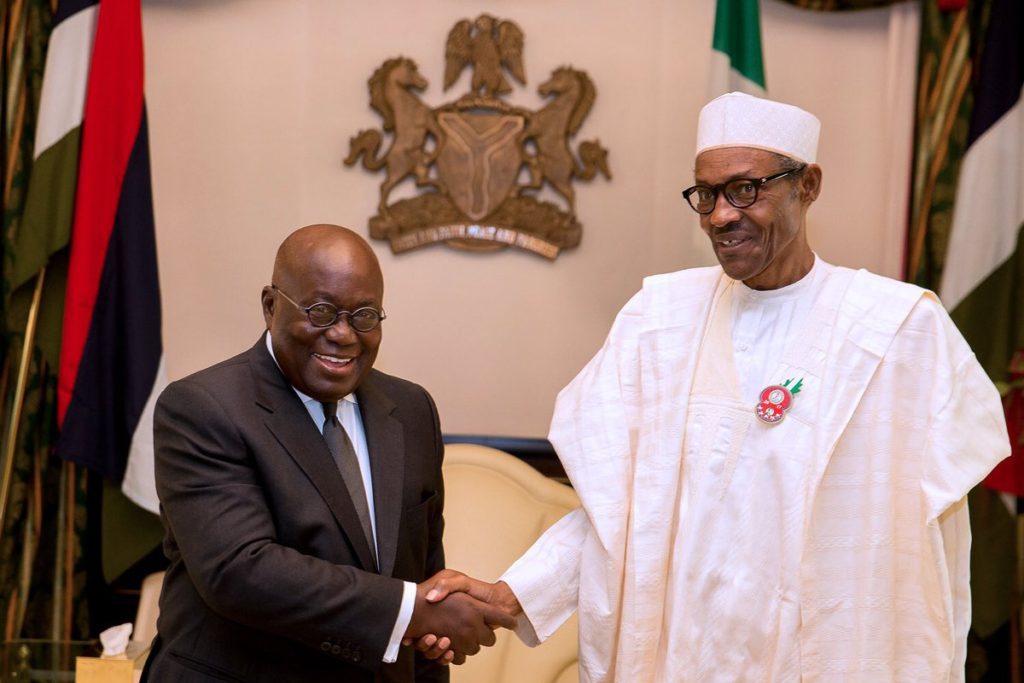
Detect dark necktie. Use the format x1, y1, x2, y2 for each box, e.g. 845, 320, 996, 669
321, 401, 377, 568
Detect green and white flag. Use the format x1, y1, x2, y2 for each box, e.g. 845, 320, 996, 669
7, 4, 99, 363
709, 0, 767, 98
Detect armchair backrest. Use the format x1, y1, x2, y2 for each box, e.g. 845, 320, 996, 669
442, 443, 580, 683
133, 570, 165, 646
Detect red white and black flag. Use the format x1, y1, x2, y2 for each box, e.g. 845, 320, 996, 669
47, 0, 166, 513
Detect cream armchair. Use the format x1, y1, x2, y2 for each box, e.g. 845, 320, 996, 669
441, 443, 580, 683
133, 570, 165, 647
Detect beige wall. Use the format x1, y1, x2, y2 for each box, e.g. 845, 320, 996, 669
143, 0, 918, 438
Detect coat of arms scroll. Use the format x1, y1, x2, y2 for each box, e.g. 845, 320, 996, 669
344, 16, 611, 259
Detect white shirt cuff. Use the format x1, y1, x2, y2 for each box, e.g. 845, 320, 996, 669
383, 580, 416, 663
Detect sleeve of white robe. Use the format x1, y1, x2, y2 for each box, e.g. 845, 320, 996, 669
500, 291, 646, 647
921, 342, 1009, 522
939, 497, 970, 683
501, 507, 589, 646
917, 297, 1009, 681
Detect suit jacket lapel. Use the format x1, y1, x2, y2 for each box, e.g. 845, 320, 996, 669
357, 373, 404, 578
248, 337, 377, 571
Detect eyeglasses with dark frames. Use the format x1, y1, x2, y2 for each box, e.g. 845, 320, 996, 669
271, 285, 386, 332
681, 165, 806, 215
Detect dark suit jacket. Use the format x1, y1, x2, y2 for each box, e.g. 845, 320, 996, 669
143, 337, 448, 683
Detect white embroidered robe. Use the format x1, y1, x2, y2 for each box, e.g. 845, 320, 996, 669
502, 262, 1010, 682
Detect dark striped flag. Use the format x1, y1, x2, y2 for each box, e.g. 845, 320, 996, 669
905, 0, 1020, 644
40, 0, 165, 513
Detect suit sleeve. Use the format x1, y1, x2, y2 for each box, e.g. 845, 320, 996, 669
154, 378, 403, 670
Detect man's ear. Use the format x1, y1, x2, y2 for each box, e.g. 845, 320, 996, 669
261, 286, 275, 328
800, 164, 822, 204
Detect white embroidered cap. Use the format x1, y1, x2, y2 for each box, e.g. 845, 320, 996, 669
696, 92, 821, 164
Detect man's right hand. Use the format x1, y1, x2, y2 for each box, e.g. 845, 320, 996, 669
405, 569, 522, 663
405, 579, 516, 658
423, 569, 522, 617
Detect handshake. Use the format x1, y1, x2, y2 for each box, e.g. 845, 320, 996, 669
403, 569, 521, 665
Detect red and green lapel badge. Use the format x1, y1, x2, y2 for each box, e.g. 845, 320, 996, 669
755, 378, 804, 425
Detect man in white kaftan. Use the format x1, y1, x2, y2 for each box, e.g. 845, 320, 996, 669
422, 93, 1011, 682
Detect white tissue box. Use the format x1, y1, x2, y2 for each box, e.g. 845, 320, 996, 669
76, 639, 151, 683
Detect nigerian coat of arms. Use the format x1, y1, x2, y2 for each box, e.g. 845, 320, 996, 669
344, 15, 611, 259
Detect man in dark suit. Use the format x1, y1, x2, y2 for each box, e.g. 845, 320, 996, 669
143, 224, 511, 682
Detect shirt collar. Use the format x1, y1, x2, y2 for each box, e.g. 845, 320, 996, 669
264, 332, 358, 406
734, 253, 821, 303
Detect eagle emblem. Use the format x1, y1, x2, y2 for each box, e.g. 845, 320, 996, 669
344, 15, 611, 259
444, 16, 525, 97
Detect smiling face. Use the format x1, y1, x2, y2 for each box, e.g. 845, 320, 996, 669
694, 147, 821, 290
262, 225, 384, 402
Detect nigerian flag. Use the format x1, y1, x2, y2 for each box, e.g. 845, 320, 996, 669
709, 0, 766, 98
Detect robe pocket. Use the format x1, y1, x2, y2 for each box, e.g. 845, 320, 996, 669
683, 401, 752, 496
